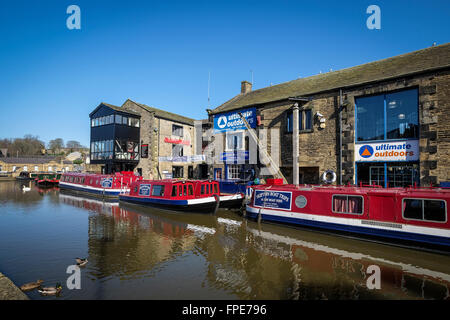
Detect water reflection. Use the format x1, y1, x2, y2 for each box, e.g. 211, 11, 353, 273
59, 193, 450, 300
1, 181, 449, 300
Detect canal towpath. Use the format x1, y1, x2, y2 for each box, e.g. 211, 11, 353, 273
0, 272, 29, 300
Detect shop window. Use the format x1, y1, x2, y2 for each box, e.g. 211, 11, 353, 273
356, 88, 418, 142
172, 124, 183, 137
403, 199, 446, 222
151, 185, 165, 197
173, 166, 184, 178
227, 164, 241, 180
286, 109, 313, 132
332, 195, 363, 214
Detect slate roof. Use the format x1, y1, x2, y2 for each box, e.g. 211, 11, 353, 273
89, 102, 141, 117
123, 99, 195, 126
0, 157, 59, 164
211, 43, 450, 115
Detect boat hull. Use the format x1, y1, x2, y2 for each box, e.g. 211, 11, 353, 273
59, 181, 125, 198
119, 195, 219, 214
219, 194, 244, 209
246, 205, 450, 248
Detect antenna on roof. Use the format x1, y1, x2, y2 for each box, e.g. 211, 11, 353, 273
250, 70, 254, 86
207, 71, 211, 108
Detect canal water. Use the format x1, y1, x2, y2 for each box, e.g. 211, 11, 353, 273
1, 181, 449, 300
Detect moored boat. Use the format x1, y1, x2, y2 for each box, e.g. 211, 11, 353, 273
245, 179, 450, 248
59, 171, 142, 198
119, 179, 221, 214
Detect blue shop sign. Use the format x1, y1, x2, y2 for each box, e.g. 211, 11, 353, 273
214, 108, 257, 133
139, 184, 151, 196
253, 190, 292, 211
220, 151, 249, 162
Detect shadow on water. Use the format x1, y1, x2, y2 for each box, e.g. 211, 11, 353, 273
0, 181, 449, 300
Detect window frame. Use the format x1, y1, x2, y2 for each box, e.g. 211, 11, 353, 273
286, 108, 314, 133
355, 87, 419, 143
402, 198, 447, 223
331, 194, 364, 215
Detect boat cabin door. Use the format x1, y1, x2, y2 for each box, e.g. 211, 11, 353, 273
368, 195, 396, 221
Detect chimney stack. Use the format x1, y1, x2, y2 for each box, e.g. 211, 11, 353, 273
241, 81, 252, 94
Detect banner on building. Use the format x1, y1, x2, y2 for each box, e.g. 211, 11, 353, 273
220, 151, 249, 162
355, 140, 419, 162
213, 107, 257, 133
158, 155, 205, 162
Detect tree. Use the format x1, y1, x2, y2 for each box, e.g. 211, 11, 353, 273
0, 135, 45, 157
48, 138, 64, 155
66, 140, 82, 150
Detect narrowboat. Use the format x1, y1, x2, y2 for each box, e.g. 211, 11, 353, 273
245, 179, 450, 248
119, 179, 242, 214
15, 171, 33, 181
59, 171, 142, 198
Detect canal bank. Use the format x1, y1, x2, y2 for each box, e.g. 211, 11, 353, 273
0, 272, 28, 300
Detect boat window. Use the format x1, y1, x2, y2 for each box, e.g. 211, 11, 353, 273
213, 184, 218, 194
151, 185, 165, 197
188, 185, 193, 196
183, 185, 187, 196
90, 179, 93, 184
81, 178, 85, 184
403, 199, 446, 222
178, 185, 183, 197
134, 186, 138, 193
172, 186, 177, 197
201, 184, 205, 195
332, 195, 363, 214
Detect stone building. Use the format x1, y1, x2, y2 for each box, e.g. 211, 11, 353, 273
0, 157, 75, 176
207, 43, 450, 187
89, 99, 206, 179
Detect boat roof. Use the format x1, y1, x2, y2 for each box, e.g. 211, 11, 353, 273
252, 184, 450, 197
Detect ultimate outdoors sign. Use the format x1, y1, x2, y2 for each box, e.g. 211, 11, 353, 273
213, 108, 257, 133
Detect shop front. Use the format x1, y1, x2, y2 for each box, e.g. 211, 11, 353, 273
354, 88, 420, 187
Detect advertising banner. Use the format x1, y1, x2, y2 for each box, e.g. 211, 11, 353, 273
213, 107, 257, 133
253, 190, 292, 210
355, 140, 419, 162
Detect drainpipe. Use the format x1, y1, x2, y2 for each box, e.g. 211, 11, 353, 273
293, 103, 299, 185
339, 89, 343, 185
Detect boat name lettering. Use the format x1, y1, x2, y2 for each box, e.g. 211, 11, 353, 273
254, 190, 292, 210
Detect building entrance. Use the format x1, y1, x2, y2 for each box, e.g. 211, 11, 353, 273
356, 162, 419, 187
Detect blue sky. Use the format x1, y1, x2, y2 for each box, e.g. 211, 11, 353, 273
0, 0, 449, 147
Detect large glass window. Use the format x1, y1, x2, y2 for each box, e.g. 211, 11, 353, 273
227, 164, 241, 179
115, 114, 122, 124
172, 144, 183, 157
356, 88, 418, 142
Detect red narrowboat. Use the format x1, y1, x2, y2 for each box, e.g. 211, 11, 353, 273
59, 171, 142, 198
246, 179, 450, 248
119, 179, 243, 214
